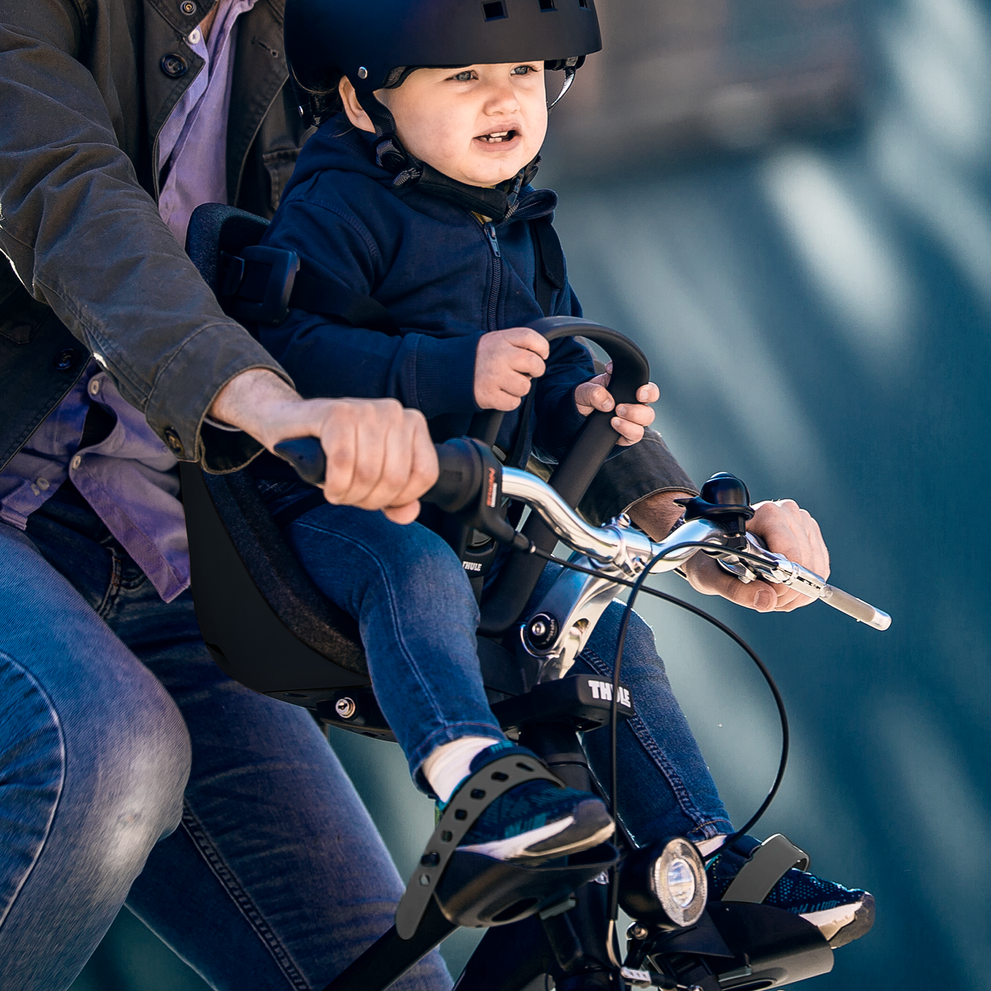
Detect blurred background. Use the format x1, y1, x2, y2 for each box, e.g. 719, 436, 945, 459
72, 0, 991, 988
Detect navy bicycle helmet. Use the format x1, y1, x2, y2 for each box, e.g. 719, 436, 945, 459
284, 0, 601, 128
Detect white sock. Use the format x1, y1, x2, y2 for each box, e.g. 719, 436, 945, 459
697, 835, 729, 858
422, 736, 503, 804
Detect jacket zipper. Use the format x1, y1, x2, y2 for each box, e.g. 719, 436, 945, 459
483, 221, 502, 331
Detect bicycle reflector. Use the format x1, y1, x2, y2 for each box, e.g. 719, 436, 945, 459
619, 837, 707, 928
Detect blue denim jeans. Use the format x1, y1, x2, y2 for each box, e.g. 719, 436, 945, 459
0, 486, 451, 991
283, 503, 732, 845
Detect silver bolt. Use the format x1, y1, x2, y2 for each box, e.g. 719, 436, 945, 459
531, 619, 547, 637
357, 66, 368, 79
630, 924, 649, 940
334, 697, 357, 719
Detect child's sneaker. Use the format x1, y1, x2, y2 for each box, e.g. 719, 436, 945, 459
449, 745, 614, 864
706, 836, 875, 948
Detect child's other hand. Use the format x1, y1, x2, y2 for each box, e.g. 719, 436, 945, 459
574, 364, 659, 446
474, 327, 549, 410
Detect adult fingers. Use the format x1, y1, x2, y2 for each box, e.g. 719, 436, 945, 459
749, 500, 830, 584
682, 553, 781, 611
353, 406, 422, 510
316, 400, 437, 513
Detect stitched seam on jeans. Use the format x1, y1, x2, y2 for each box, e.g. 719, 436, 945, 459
179, 802, 310, 990
579, 644, 715, 830
290, 520, 471, 732
0, 652, 67, 931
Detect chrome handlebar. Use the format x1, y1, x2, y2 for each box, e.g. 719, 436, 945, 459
499, 468, 891, 631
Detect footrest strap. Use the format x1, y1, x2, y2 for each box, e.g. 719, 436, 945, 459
395, 752, 563, 939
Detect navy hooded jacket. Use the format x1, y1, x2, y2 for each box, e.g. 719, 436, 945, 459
258, 120, 594, 463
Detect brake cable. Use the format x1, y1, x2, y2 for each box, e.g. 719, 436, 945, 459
529, 544, 791, 928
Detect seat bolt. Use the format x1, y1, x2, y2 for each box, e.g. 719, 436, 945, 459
335, 697, 357, 719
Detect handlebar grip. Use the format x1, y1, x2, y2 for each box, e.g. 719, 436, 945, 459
422, 438, 483, 513
273, 436, 483, 514
273, 437, 326, 486
820, 585, 891, 631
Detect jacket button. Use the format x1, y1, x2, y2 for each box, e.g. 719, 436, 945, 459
163, 428, 185, 458
53, 348, 81, 371
180, 0, 197, 13
161, 53, 188, 78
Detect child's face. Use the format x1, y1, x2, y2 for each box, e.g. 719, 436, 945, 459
346, 63, 548, 187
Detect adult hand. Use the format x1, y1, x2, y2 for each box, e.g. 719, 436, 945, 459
209, 369, 437, 524
574, 362, 659, 446
474, 327, 549, 410
682, 499, 830, 612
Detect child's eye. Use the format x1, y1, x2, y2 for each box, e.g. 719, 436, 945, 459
451, 70, 477, 82
511, 64, 540, 75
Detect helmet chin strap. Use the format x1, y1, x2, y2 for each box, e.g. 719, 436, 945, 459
357, 91, 399, 139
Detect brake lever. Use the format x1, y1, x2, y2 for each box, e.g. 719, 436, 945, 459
719, 533, 891, 631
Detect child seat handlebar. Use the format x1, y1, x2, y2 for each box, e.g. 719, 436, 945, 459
475, 317, 651, 633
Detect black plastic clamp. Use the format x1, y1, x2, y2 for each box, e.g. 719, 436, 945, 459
721, 833, 810, 904
395, 752, 564, 939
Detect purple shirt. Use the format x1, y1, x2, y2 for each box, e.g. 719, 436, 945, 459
0, 0, 257, 602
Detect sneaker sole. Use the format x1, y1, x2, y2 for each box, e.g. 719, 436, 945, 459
461, 799, 614, 865
817, 892, 875, 949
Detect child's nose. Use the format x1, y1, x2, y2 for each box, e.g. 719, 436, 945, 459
483, 80, 520, 113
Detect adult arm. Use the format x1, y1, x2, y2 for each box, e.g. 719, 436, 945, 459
0, 3, 287, 469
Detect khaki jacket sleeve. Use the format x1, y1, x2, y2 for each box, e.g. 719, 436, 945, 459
578, 428, 698, 526
0, 1, 289, 470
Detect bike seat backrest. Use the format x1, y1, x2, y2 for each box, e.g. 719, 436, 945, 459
187, 203, 270, 300
183, 204, 368, 691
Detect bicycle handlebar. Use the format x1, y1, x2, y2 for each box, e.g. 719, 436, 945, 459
274, 436, 891, 631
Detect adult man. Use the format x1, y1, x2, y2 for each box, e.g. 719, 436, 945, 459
0, 3, 443, 989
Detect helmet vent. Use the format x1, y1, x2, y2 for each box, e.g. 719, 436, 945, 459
482, 1, 507, 20
538, 0, 556, 9
578, 0, 589, 7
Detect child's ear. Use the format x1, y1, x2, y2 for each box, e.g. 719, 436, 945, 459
339, 76, 377, 134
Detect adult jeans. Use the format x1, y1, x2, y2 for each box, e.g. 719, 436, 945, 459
283, 503, 732, 845
0, 485, 451, 991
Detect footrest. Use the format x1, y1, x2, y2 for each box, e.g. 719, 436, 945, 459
395, 752, 565, 939
436, 843, 619, 929
707, 902, 833, 988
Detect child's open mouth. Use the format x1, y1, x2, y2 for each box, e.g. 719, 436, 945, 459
477, 129, 518, 144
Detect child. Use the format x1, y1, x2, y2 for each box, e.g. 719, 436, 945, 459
253, 0, 873, 947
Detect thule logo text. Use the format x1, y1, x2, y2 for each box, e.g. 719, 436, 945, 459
588, 680, 631, 708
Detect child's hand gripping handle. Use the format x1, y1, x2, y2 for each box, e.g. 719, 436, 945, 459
477, 317, 651, 634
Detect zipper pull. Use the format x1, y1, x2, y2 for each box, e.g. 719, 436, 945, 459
484, 222, 501, 258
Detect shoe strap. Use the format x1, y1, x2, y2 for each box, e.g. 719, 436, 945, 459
396, 753, 564, 939
722, 833, 811, 904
